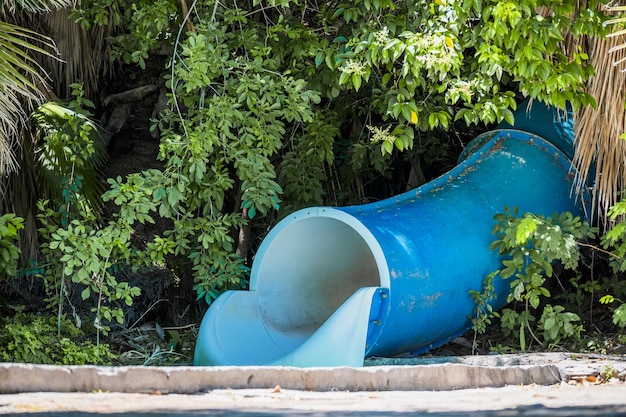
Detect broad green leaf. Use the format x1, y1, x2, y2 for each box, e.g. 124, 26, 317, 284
81, 287, 90, 300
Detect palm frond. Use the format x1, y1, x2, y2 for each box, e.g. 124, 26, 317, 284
0, 90, 23, 174
0, 124, 41, 261
607, 28, 626, 38
0, 20, 61, 175
32, 102, 107, 215
2, 0, 72, 15
604, 4, 626, 12
0, 20, 58, 101
0, 0, 81, 260
602, 2, 626, 70
574, 31, 626, 225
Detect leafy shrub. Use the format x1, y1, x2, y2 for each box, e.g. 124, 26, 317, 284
473, 203, 626, 353
472, 207, 595, 351
31, 85, 142, 338
0, 213, 23, 278
599, 199, 626, 330
65, 0, 607, 307
0, 312, 114, 365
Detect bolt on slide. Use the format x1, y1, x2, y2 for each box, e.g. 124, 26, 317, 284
194, 100, 588, 367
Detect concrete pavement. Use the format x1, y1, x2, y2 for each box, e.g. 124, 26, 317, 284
1, 353, 626, 415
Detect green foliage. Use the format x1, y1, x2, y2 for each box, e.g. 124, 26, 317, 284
71, 0, 178, 69
0, 312, 114, 365
473, 207, 596, 351
333, 0, 603, 153
36, 199, 143, 335
538, 304, 583, 345
0, 0, 614, 361
278, 112, 338, 213
498, 308, 536, 352
600, 295, 626, 329
470, 272, 496, 336
31, 85, 143, 337
0, 213, 23, 278
110, 0, 179, 69
92, 1, 330, 304
63, 0, 608, 308
117, 321, 196, 366
75, 0, 607, 157
474, 200, 626, 352
70, 0, 124, 29
598, 199, 626, 329
31, 83, 107, 217
491, 207, 596, 309
601, 199, 626, 270
121, 344, 188, 366
614, 303, 626, 329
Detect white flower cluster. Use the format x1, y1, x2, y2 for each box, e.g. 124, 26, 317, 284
448, 79, 474, 99
374, 27, 390, 47
413, 35, 453, 70
367, 125, 395, 143
413, 34, 439, 50
340, 59, 366, 75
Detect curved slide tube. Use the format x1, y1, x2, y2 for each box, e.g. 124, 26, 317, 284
195, 101, 588, 367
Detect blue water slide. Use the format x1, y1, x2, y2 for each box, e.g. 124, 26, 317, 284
194, 100, 588, 367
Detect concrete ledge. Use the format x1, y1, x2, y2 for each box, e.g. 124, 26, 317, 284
1, 353, 625, 394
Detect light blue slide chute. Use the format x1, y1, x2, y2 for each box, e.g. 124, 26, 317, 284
194, 101, 588, 367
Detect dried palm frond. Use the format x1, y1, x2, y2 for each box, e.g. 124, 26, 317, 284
573, 3, 626, 226
41, 6, 119, 99
536, 3, 626, 225
604, 3, 626, 71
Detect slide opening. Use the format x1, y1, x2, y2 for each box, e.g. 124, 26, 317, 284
252, 213, 382, 348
